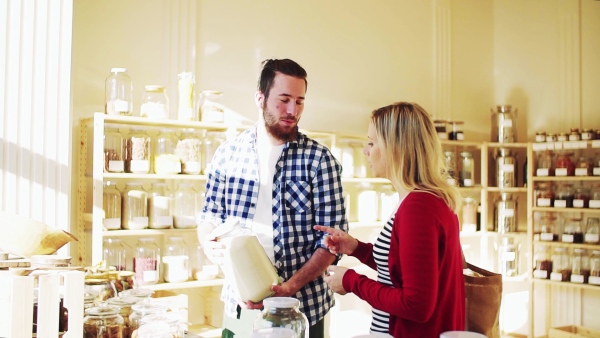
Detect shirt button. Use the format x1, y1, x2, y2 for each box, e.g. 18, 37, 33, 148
275, 262, 282, 268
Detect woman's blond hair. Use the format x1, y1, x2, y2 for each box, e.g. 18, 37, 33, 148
371, 102, 461, 212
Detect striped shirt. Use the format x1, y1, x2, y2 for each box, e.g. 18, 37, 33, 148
370, 214, 394, 334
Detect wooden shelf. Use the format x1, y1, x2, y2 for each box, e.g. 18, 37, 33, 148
487, 142, 529, 149
531, 207, 600, 214
532, 278, 600, 292
487, 187, 528, 193
440, 140, 483, 148
140, 278, 224, 291
532, 240, 600, 251
102, 228, 199, 237
531, 176, 600, 182
81, 113, 230, 131
100, 173, 208, 180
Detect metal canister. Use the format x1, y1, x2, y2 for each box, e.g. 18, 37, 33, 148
494, 192, 518, 233
491, 105, 517, 143
496, 148, 518, 188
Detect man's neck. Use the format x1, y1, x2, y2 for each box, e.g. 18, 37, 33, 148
257, 119, 286, 146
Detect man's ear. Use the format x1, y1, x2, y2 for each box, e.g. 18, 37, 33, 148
255, 91, 264, 108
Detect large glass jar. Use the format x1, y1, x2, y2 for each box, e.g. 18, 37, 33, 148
536, 150, 555, 177
585, 217, 600, 244
554, 182, 574, 208
198, 90, 224, 123
575, 156, 593, 177
103, 181, 121, 230
171, 183, 197, 229
83, 306, 124, 338
154, 129, 181, 175
562, 218, 583, 243
176, 129, 202, 175
148, 182, 173, 229
535, 182, 554, 207
550, 247, 571, 282
555, 151, 575, 177
202, 131, 225, 174
443, 150, 457, 186
163, 237, 190, 283
494, 193, 517, 233
140, 85, 169, 119
496, 237, 519, 277
103, 238, 127, 271
495, 148, 517, 188
107, 297, 139, 338
590, 183, 600, 209
590, 250, 600, 286
573, 187, 590, 208
129, 302, 168, 334
125, 128, 151, 174
140, 312, 185, 338
134, 238, 160, 285
105, 67, 133, 116
459, 151, 475, 187
571, 248, 590, 284
104, 127, 125, 173
253, 297, 309, 338
491, 104, 517, 143
461, 197, 478, 233
122, 182, 148, 230
539, 214, 559, 242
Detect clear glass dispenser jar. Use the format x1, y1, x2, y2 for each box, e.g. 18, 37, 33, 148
148, 182, 173, 229
172, 183, 197, 229
140, 312, 185, 338
590, 250, 600, 286
554, 182, 574, 208
491, 104, 517, 143
134, 238, 160, 285
83, 306, 124, 338
103, 181, 121, 230
154, 129, 181, 175
105, 67, 133, 116
140, 85, 169, 119
555, 151, 575, 177
496, 148, 517, 188
494, 193, 518, 233
570, 248, 590, 284
562, 218, 584, 243
539, 214, 559, 242
536, 150, 555, 177
496, 237, 519, 277
103, 238, 127, 271
550, 247, 571, 282
253, 297, 309, 338
125, 128, 151, 174
122, 182, 148, 230
163, 237, 190, 283
176, 129, 202, 175
459, 151, 475, 187
104, 127, 125, 173
585, 217, 600, 244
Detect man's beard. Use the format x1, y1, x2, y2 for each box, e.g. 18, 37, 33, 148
263, 106, 298, 142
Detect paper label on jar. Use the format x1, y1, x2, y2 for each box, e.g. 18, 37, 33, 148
536, 168, 549, 176
590, 276, 600, 285
550, 272, 563, 281
132, 216, 149, 229
590, 200, 600, 209
585, 233, 599, 243
457, 133, 464, 141
437, 132, 448, 140
594, 167, 600, 176
555, 168, 568, 176
501, 251, 516, 261
540, 233, 555, 241
463, 179, 473, 187
533, 270, 548, 279
501, 119, 513, 127
562, 234, 574, 243
143, 270, 158, 282
108, 160, 124, 172
554, 142, 563, 150
502, 164, 514, 172
573, 199, 584, 208
103, 218, 121, 230
130, 160, 150, 173
592, 140, 600, 148
554, 200, 567, 208
533, 143, 547, 151
537, 198, 551, 207
575, 168, 589, 176
501, 209, 515, 217
570, 275, 585, 283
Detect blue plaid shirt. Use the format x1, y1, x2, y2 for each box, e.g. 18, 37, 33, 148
198, 124, 348, 325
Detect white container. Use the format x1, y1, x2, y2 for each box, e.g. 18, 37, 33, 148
357, 184, 378, 223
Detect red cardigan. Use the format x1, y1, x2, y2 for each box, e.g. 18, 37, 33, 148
342, 191, 465, 338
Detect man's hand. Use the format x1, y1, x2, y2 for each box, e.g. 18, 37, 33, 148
203, 235, 226, 266
270, 281, 299, 298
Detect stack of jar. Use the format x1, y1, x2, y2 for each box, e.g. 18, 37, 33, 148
433, 120, 464, 141
535, 128, 600, 143
537, 215, 600, 245
533, 245, 600, 286
534, 182, 600, 209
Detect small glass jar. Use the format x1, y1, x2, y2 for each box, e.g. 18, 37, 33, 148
84, 306, 124, 338
581, 129, 594, 140
105, 68, 133, 116
590, 183, 600, 209
434, 120, 447, 140
122, 182, 149, 230
535, 182, 554, 208
163, 237, 190, 283
253, 297, 309, 338
461, 197, 478, 233
557, 132, 569, 142
539, 215, 558, 242
448, 121, 464, 141
554, 182, 574, 208
589, 250, 600, 285
496, 148, 517, 188
555, 151, 575, 176
176, 129, 202, 175
140, 85, 169, 119
130, 302, 168, 334
569, 131, 581, 141
546, 133, 557, 142
125, 128, 151, 174
575, 156, 593, 176
562, 218, 583, 243
571, 248, 590, 284
134, 238, 160, 285
535, 131, 547, 143
550, 247, 571, 282
103, 238, 127, 271
107, 297, 139, 338
154, 129, 181, 175
104, 127, 125, 173
536, 150, 555, 177
533, 245, 552, 279
585, 217, 600, 244
171, 183, 198, 229
148, 182, 173, 229
443, 150, 457, 186
594, 152, 600, 176
202, 131, 225, 174
103, 181, 122, 230
459, 151, 475, 187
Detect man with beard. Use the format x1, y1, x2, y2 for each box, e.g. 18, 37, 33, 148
198, 59, 348, 338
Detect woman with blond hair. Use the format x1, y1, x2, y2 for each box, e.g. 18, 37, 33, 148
315, 102, 465, 337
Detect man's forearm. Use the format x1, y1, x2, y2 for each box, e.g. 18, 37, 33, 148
286, 247, 337, 293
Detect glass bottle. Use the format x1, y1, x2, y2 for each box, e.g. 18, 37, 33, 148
575, 156, 593, 177
103, 238, 127, 271
202, 131, 225, 174
562, 218, 583, 243
125, 128, 151, 174
122, 182, 148, 230
448, 121, 464, 141
129, 302, 168, 334
585, 217, 600, 244
555, 151, 575, 176
154, 129, 181, 175
535, 150, 555, 177
443, 150, 457, 186
573, 187, 590, 208
83, 306, 124, 337
554, 182, 574, 208
591, 183, 600, 209
105, 67, 133, 116
550, 246, 571, 282
496, 237, 519, 277
172, 183, 198, 229
134, 238, 160, 285
253, 297, 309, 338
570, 248, 590, 284
104, 127, 125, 173
148, 182, 173, 229
589, 250, 600, 286
162, 237, 190, 283
461, 197, 478, 233
496, 148, 517, 188
535, 182, 554, 207
177, 72, 196, 121
459, 151, 475, 187
140, 85, 169, 119
539, 214, 558, 242
176, 129, 202, 175
494, 193, 517, 233
103, 181, 122, 230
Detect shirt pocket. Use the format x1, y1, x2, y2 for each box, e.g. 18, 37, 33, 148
284, 180, 313, 213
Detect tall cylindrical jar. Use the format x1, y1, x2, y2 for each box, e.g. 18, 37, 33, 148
104, 127, 125, 173
202, 131, 225, 174
253, 297, 309, 338
172, 183, 197, 229
148, 182, 173, 229
178, 72, 196, 121
103, 238, 127, 271
140, 85, 169, 119
176, 129, 202, 175
496, 237, 519, 277
103, 181, 121, 230
105, 67, 133, 116
496, 148, 517, 188
459, 151, 475, 187
570, 248, 590, 284
125, 128, 151, 174
491, 104, 517, 143
134, 238, 160, 285
153, 129, 181, 175
590, 250, 600, 286
162, 237, 190, 283
494, 193, 518, 233
122, 182, 148, 230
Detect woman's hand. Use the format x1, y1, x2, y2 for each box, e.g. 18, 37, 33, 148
314, 225, 359, 255
324, 265, 349, 295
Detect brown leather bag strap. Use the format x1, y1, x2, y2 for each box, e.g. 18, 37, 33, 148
461, 245, 468, 269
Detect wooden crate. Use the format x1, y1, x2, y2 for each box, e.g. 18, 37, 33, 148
0, 270, 85, 338
549, 326, 600, 338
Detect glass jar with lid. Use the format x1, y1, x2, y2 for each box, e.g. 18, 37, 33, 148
557, 132, 569, 142
122, 182, 148, 230
539, 214, 558, 242
459, 151, 475, 187
105, 67, 133, 116
83, 306, 124, 337
202, 131, 225, 174
585, 217, 600, 244
103, 181, 121, 230
494, 193, 517, 233
495, 148, 517, 188
535, 182, 554, 207
107, 296, 139, 338
536, 150, 555, 177
125, 128, 151, 174
461, 197, 478, 233
434, 120, 447, 140
554, 182, 574, 208
590, 183, 600, 209
589, 250, 600, 286
176, 129, 202, 175
352, 141, 368, 178
253, 297, 309, 338
140, 312, 185, 338
148, 182, 173, 229
496, 237, 519, 277
573, 187, 590, 208
140, 85, 169, 119
443, 150, 457, 186
546, 133, 557, 142
555, 151, 575, 176
162, 237, 190, 283
594, 152, 600, 176
134, 238, 160, 285
535, 131, 547, 143
198, 90, 224, 123
491, 105, 517, 143
103, 238, 127, 271
571, 248, 590, 284
104, 127, 125, 173
448, 121, 464, 141
171, 183, 197, 229
581, 129, 594, 140
154, 129, 181, 175
575, 156, 593, 176
130, 302, 168, 334
562, 218, 583, 243
550, 247, 571, 282
534, 245, 552, 279
136, 322, 172, 338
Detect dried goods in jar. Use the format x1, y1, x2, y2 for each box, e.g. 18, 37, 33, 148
555, 152, 575, 176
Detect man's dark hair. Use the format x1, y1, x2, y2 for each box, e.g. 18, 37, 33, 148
258, 59, 308, 101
